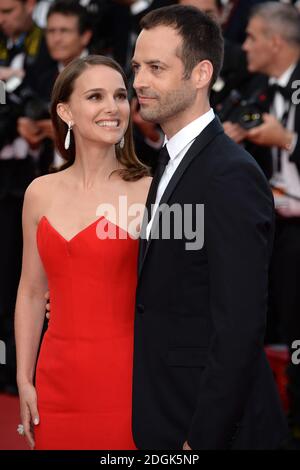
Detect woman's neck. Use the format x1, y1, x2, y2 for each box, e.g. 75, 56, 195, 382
69, 142, 120, 190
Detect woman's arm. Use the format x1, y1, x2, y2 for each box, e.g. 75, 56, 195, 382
14, 179, 48, 449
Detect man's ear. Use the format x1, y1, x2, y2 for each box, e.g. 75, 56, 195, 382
271, 33, 283, 54
192, 60, 214, 90
56, 103, 73, 126
81, 30, 93, 48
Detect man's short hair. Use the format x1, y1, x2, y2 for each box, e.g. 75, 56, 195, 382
250, 1, 300, 47
47, 0, 92, 35
140, 5, 224, 88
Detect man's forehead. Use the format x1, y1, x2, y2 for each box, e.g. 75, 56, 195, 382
48, 13, 78, 25
0, 0, 19, 10
133, 26, 181, 61
248, 16, 266, 32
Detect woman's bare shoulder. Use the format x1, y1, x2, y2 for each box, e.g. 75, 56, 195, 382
25, 173, 61, 200
24, 173, 63, 222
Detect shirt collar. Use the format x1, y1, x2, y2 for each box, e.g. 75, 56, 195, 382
164, 108, 215, 161
58, 48, 89, 72
269, 63, 297, 87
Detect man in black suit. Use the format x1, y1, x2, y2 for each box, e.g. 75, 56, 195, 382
131, 4, 288, 449
241, 2, 300, 440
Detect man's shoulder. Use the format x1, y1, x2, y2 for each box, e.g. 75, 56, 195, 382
197, 128, 251, 164
192, 129, 268, 184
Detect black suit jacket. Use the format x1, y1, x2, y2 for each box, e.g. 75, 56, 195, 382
132, 117, 288, 449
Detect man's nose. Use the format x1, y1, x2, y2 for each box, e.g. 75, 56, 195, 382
242, 38, 249, 52
133, 69, 149, 91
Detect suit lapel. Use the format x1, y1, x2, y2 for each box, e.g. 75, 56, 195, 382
287, 61, 300, 95
289, 61, 300, 131
138, 116, 224, 278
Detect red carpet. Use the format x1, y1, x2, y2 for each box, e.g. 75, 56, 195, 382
0, 393, 28, 450
0, 350, 289, 451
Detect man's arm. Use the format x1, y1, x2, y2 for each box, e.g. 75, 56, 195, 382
187, 156, 274, 449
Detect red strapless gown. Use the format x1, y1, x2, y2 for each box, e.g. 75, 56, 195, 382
34, 215, 138, 450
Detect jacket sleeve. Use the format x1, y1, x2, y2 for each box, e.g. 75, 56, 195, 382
187, 158, 274, 449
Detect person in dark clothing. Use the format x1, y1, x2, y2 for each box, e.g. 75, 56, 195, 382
224, 2, 300, 441
0, 0, 56, 394
131, 4, 288, 449
18, 0, 93, 169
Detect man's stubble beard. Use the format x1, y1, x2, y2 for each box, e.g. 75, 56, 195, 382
139, 82, 197, 125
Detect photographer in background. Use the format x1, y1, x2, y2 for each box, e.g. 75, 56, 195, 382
225, 2, 300, 443
18, 0, 93, 168
0, 0, 56, 394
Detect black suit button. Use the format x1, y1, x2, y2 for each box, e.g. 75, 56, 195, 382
137, 304, 145, 315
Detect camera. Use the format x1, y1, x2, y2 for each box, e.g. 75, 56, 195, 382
0, 85, 50, 146
216, 89, 264, 130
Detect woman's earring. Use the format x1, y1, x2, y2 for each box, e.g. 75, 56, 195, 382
64, 122, 73, 150
119, 136, 125, 149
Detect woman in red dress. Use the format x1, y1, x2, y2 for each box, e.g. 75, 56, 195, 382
15, 55, 151, 449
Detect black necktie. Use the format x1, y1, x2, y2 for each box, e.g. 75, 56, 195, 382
145, 145, 170, 223
268, 83, 292, 103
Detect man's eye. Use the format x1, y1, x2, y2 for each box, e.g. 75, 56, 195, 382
132, 64, 139, 73
151, 65, 161, 72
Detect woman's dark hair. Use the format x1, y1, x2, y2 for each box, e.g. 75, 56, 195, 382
50, 55, 149, 181
140, 5, 224, 89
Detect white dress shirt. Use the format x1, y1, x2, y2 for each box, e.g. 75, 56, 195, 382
269, 63, 300, 199
146, 108, 215, 239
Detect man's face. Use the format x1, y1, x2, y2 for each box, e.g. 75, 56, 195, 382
243, 16, 276, 74
132, 25, 197, 129
0, 0, 33, 38
180, 0, 221, 22
46, 13, 91, 65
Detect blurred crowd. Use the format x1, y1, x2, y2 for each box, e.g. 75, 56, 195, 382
0, 0, 300, 445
